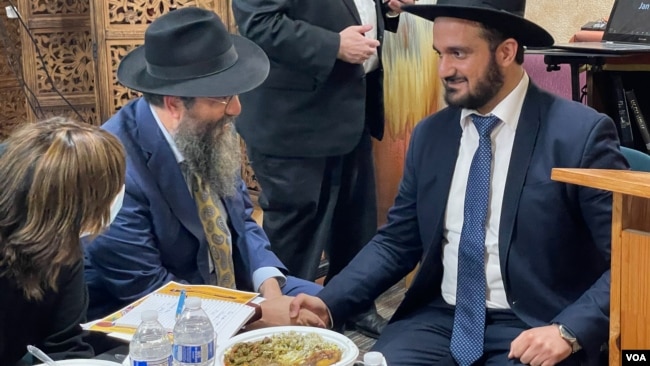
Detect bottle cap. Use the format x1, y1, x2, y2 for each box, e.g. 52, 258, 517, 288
363, 351, 383, 365
141, 310, 158, 321
185, 297, 201, 309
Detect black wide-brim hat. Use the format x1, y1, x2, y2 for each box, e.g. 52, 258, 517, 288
117, 7, 269, 97
403, 0, 554, 48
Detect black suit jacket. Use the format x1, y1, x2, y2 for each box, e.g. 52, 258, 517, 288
232, 0, 398, 157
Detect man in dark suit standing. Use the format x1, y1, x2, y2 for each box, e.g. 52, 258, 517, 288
290, 1, 629, 365
232, 0, 415, 338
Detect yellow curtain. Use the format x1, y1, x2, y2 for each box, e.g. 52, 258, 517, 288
375, 1, 441, 225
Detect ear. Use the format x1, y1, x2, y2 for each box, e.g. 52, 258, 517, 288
162, 95, 185, 120
497, 38, 519, 67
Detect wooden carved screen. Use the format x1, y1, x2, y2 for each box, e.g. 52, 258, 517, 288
0, 1, 26, 138
2, 0, 97, 128
90, 0, 259, 192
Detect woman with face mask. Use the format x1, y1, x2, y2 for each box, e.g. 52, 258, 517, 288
0, 117, 126, 365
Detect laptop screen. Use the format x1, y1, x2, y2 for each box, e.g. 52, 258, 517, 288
604, 0, 650, 43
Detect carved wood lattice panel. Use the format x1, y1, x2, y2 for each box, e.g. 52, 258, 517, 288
31, 0, 89, 14
33, 30, 94, 94
16, 0, 97, 126
0, 88, 28, 139
0, 0, 26, 139
108, 41, 142, 111
107, 0, 218, 26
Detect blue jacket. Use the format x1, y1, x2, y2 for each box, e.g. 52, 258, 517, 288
318, 83, 628, 364
84, 98, 289, 318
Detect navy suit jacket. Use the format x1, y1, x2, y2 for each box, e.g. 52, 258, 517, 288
84, 98, 287, 318
318, 83, 628, 362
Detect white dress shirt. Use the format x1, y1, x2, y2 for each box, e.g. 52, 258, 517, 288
441, 73, 530, 309
353, 0, 379, 73
150, 105, 286, 290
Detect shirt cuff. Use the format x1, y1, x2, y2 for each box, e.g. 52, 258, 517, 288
386, 10, 400, 18
252, 267, 287, 292
326, 307, 335, 329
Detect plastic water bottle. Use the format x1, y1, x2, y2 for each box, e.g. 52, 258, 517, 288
172, 297, 216, 366
364, 351, 385, 366
129, 310, 172, 366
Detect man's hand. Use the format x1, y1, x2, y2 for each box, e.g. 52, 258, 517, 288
258, 278, 283, 300
245, 296, 325, 330
338, 25, 380, 64
289, 294, 331, 328
508, 325, 573, 366
385, 0, 417, 14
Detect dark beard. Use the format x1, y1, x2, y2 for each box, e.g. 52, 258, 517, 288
174, 115, 241, 198
443, 52, 504, 110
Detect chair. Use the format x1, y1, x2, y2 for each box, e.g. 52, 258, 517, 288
620, 146, 650, 172
523, 53, 585, 102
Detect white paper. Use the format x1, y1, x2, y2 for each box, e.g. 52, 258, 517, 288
113, 293, 254, 344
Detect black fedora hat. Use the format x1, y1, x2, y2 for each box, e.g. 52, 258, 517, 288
117, 7, 269, 97
402, 0, 554, 48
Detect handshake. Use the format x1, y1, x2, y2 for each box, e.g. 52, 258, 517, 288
246, 294, 331, 330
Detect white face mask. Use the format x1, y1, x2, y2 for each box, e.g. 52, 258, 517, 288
80, 184, 125, 238
108, 184, 125, 225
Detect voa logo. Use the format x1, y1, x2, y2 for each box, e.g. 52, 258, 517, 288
640, 2, 650, 10
625, 353, 647, 362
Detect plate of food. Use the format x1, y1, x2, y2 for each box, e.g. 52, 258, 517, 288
216, 326, 359, 366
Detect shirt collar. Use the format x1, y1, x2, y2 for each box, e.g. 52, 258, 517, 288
460, 72, 529, 132
149, 103, 185, 163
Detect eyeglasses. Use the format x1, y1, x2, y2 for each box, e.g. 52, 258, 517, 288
206, 95, 235, 107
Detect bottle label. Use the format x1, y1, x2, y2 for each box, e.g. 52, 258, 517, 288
172, 340, 215, 363
131, 355, 172, 366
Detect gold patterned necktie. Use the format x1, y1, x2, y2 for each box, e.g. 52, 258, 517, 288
192, 173, 236, 289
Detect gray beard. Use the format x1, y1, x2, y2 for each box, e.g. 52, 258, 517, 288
174, 116, 241, 198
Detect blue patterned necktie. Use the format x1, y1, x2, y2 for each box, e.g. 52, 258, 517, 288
450, 114, 501, 366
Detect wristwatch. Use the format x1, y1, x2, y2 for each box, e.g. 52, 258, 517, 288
557, 324, 582, 353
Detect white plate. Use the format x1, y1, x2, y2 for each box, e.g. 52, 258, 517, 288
215, 326, 359, 366
35, 360, 121, 366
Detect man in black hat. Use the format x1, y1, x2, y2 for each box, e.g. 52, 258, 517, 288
289, 0, 628, 365
231, 0, 416, 339
83, 7, 322, 322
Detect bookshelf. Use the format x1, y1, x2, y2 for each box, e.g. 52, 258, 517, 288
589, 63, 650, 153
539, 50, 650, 154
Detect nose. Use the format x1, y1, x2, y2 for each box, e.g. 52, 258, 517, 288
437, 55, 455, 80
226, 95, 241, 117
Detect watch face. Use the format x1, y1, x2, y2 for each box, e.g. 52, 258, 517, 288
559, 326, 581, 352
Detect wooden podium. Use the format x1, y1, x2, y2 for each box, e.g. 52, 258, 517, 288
551, 168, 650, 366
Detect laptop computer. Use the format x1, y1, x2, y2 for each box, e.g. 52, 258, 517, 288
553, 0, 650, 53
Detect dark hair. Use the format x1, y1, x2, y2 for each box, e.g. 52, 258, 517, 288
479, 24, 525, 65
142, 92, 196, 109
0, 117, 126, 300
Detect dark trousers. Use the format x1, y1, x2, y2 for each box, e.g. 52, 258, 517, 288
247, 130, 377, 282
373, 300, 584, 366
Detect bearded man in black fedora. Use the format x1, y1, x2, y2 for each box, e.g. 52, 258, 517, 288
83, 7, 322, 324
289, 0, 628, 365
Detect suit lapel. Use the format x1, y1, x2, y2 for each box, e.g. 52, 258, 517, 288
498, 84, 541, 276
411, 111, 463, 291
343, 0, 362, 24
134, 99, 205, 243
374, 0, 384, 34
